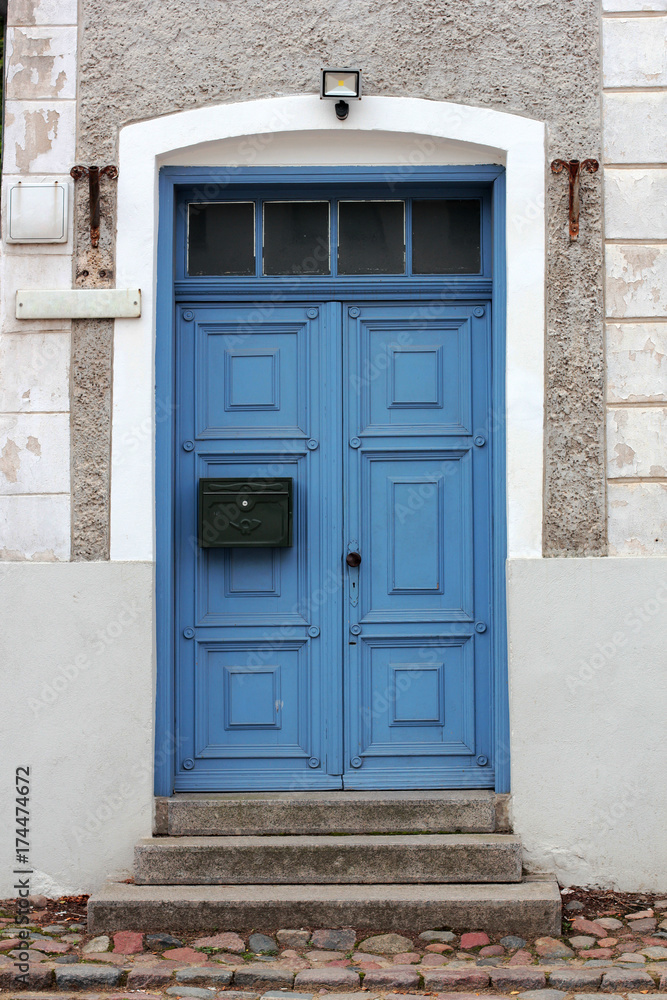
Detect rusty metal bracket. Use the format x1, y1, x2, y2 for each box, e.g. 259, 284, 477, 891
551, 158, 599, 240
70, 165, 118, 248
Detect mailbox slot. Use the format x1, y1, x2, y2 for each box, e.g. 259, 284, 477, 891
198, 477, 293, 548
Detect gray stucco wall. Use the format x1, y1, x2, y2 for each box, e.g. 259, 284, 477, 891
74, 0, 606, 557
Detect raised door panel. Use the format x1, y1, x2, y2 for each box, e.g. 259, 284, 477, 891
362, 453, 473, 622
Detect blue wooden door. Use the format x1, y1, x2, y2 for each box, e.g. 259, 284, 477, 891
174, 300, 494, 790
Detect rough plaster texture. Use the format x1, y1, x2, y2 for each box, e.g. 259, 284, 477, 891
0, 561, 154, 897
509, 557, 667, 890
70, 320, 112, 560
75, 0, 606, 557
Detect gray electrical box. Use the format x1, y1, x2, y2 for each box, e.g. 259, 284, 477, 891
198, 478, 293, 548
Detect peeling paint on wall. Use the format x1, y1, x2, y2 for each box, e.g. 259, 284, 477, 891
14, 107, 59, 171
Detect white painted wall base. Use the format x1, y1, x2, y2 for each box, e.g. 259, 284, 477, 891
0, 562, 154, 896
1, 557, 666, 895
509, 557, 667, 892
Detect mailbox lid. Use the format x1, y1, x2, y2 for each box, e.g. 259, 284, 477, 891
198, 477, 293, 547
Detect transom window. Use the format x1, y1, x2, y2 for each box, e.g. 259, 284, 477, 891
187, 197, 482, 277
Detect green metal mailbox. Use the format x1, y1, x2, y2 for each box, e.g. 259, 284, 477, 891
198, 477, 293, 548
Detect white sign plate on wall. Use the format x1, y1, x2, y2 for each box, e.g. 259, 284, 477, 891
16, 289, 142, 319
7, 182, 69, 243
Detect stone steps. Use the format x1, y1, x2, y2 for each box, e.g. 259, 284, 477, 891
134, 832, 523, 885
154, 789, 498, 836
87, 874, 562, 935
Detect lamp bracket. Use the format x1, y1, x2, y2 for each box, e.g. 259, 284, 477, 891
335, 100, 349, 121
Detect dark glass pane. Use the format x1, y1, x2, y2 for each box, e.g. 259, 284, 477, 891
412, 200, 481, 274
188, 202, 255, 276
263, 202, 330, 275
338, 201, 405, 275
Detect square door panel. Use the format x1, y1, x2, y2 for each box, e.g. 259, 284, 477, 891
359, 637, 475, 755
362, 453, 473, 621
359, 318, 472, 433
195, 641, 310, 758
198, 457, 307, 625
197, 323, 307, 435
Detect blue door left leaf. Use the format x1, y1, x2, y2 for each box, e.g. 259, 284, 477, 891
175, 304, 344, 789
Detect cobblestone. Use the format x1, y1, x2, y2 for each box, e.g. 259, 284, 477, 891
419, 930, 457, 943
422, 968, 490, 990
294, 967, 360, 989
361, 967, 420, 989
127, 968, 175, 988
235, 966, 294, 989
277, 930, 311, 948
175, 967, 234, 985
548, 969, 603, 989
600, 969, 655, 990
358, 933, 413, 954
55, 963, 123, 987
490, 968, 547, 991
310, 929, 356, 951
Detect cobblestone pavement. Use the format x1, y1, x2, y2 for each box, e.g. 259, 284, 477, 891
1, 894, 666, 996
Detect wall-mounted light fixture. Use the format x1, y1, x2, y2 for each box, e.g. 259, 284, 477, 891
320, 68, 362, 121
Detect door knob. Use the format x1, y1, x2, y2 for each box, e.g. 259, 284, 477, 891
346, 551, 362, 567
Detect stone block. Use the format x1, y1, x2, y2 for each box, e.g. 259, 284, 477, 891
235, 966, 294, 990
549, 969, 603, 989
294, 968, 360, 990
0, 493, 71, 560
3, 100, 76, 173
0, 412, 70, 494
604, 93, 667, 163
603, 17, 667, 87
601, 969, 655, 989
6, 26, 77, 100
490, 968, 548, 991
609, 481, 667, 554
422, 968, 490, 990
127, 967, 174, 987
1, 253, 72, 334
54, 963, 123, 988
606, 244, 667, 318
603, 0, 667, 8
8, 0, 79, 25
0, 333, 70, 413
607, 406, 667, 477
606, 323, 667, 404
0, 965, 53, 988
605, 170, 667, 239
167, 988, 216, 999
361, 967, 420, 989
175, 967, 234, 985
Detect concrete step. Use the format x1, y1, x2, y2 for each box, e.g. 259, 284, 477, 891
155, 789, 499, 835
88, 875, 560, 935
135, 832, 523, 885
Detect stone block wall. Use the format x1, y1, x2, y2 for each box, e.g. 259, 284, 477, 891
603, 0, 667, 554
0, 0, 78, 559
